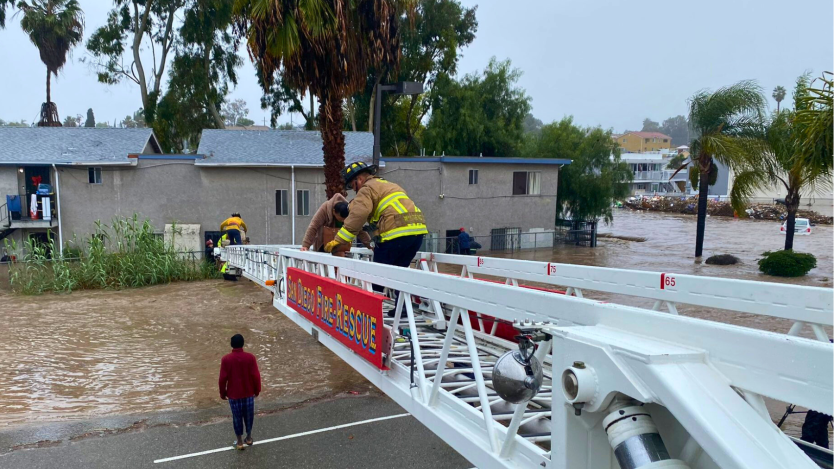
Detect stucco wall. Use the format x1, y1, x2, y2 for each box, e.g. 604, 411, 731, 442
0, 167, 18, 205
380, 161, 560, 238
56, 160, 328, 249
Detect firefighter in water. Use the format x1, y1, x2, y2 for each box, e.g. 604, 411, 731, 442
325, 163, 427, 314
220, 213, 247, 245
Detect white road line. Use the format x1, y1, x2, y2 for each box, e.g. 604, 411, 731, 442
153, 412, 411, 464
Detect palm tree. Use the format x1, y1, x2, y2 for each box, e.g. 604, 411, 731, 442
0, 0, 15, 28
234, 0, 403, 197
731, 75, 832, 251
772, 85, 786, 113
17, 0, 84, 127
795, 72, 833, 179
688, 81, 766, 257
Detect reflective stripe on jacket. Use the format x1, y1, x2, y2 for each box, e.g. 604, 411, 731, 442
220, 216, 247, 232
336, 177, 427, 244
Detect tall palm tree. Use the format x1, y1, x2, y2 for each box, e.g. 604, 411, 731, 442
688, 81, 766, 257
730, 108, 830, 250
795, 72, 833, 179
234, 0, 403, 197
17, 0, 84, 127
772, 85, 786, 113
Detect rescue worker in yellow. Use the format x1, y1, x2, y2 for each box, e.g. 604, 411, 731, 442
220, 212, 247, 245
325, 162, 427, 314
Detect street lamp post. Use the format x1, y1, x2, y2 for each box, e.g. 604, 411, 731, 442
372, 81, 424, 167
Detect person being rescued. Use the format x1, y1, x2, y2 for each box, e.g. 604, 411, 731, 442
301, 194, 371, 253
220, 213, 247, 246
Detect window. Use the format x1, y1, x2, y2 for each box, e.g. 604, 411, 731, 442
622, 138, 627, 143
652, 138, 657, 143
88, 167, 102, 184
512, 171, 541, 195
275, 190, 288, 215
645, 138, 650, 143
468, 169, 478, 185
296, 190, 310, 216
663, 139, 668, 143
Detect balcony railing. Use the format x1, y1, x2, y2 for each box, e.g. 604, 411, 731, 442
4, 194, 57, 229
632, 169, 688, 182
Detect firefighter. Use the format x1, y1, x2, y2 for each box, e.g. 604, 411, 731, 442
325, 162, 427, 314
220, 213, 247, 245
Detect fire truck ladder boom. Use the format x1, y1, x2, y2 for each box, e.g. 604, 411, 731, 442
222, 246, 833, 469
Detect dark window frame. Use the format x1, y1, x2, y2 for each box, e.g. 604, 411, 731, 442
88, 167, 102, 184
296, 189, 310, 216
468, 169, 479, 185
512, 171, 541, 195
276, 190, 288, 216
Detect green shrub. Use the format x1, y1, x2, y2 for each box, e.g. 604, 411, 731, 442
758, 250, 817, 277
5, 215, 219, 294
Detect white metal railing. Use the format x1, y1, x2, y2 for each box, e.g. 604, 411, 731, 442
417, 252, 833, 343
223, 245, 832, 469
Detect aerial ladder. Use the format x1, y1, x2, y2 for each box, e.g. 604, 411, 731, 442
221, 245, 833, 469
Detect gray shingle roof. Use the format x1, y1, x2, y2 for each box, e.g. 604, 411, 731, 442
196, 129, 374, 166
0, 128, 159, 164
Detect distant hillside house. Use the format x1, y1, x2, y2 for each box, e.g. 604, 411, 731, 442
616, 131, 672, 153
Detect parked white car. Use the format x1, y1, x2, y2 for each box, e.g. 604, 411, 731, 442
780, 218, 812, 235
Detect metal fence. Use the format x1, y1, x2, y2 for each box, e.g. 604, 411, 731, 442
420, 230, 558, 254
554, 219, 597, 247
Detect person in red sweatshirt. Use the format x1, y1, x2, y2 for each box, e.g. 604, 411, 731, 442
219, 334, 262, 450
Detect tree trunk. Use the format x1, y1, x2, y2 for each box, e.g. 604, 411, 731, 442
46, 69, 51, 104
694, 157, 711, 257
320, 93, 346, 198
204, 45, 225, 129
776, 101, 781, 114
784, 191, 800, 250
348, 98, 357, 132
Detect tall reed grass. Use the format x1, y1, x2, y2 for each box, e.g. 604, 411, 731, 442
3, 215, 219, 294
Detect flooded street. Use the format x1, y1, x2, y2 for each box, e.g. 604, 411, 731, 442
0, 210, 830, 441
0, 281, 374, 428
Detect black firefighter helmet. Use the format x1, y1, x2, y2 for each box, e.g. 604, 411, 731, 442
341, 162, 377, 185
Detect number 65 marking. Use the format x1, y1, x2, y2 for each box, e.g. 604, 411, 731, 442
660, 273, 676, 289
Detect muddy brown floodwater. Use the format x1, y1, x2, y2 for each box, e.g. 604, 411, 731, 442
0, 280, 375, 428
0, 210, 830, 440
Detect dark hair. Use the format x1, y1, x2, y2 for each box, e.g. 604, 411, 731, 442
231, 212, 241, 218
231, 334, 244, 348
334, 202, 350, 218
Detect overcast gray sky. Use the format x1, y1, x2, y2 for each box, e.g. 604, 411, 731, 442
0, 0, 831, 133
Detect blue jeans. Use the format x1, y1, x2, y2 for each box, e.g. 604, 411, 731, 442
229, 396, 254, 437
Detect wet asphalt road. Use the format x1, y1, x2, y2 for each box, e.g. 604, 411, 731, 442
0, 395, 472, 469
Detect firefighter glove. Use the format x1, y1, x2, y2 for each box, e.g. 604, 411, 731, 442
324, 240, 341, 253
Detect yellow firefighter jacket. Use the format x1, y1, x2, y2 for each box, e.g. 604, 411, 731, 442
220, 216, 247, 233
335, 177, 427, 244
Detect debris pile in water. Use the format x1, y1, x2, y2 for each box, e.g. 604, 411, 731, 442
622, 196, 832, 225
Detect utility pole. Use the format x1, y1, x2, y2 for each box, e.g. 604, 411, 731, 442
372, 82, 424, 166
